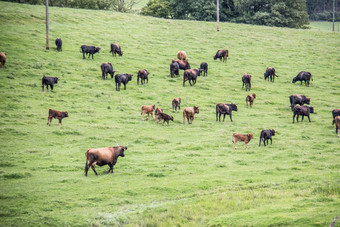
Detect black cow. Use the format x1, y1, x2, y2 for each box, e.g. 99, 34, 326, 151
115, 73, 132, 91
292, 71, 313, 87
242, 73, 252, 91
42, 76, 58, 91
264, 67, 277, 82
259, 129, 275, 146
289, 94, 311, 111
137, 69, 149, 85
170, 62, 179, 78
293, 106, 314, 123
183, 69, 202, 87
216, 103, 238, 122
159, 112, 174, 126
213, 49, 228, 63
101, 62, 117, 80
80, 45, 100, 59
172, 59, 191, 70
109, 43, 122, 57
332, 109, 340, 125
55, 38, 62, 51
200, 62, 208, 77
47, 109, 68, 126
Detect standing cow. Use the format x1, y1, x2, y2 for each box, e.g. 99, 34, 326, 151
47, 109, 68, 126
264, 67, 277, 82
155, 108, 164, 123
259, 129, 275, 147
332, 109, 340, 125
242, 73, 252, 91
200, 62, 208, 77
216, 103, 238, 122
289, 94, 311, 111
292, 71, 313, 87
183, 106, 199, 124
109, 43, 123, 57
115, 74, 132, 91
80, 45, 100, 59
177, 50, 187, 61
183, 69, 202, 86
141, 105, 155, 121
158, 112, 174, 126
137, 69, 149, 85
172, 59, 191, 70
292, 106, 314, 123
0, 52, 6, 68
172, 98, 181, 113
170, 62, 180, 78
232, 133, 254, 150
246, 94, 256, 108
334, 116, 340, 137
101, 62, 117, 80
55, 38, 62, 51
213, 49, 228, 63
42, 76, 59, 91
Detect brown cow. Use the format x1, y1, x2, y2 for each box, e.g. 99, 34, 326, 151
155, 108, 164, 123
246, 94, 256, 108
183, 106, 199, 124
141, 105, 155, 120
213, 49, 228, 63
85, 145, 127, 176
232, 133, 254, 149
0, 52, 6, 68
172, 98, 181, 113
242, 73, 252, 91
171, 59, 191, 70
177, 50, 187, 61
335, 116, 340, 138
47, 109, 68, 126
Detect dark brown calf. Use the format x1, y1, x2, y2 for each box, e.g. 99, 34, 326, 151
0, 52, 6, 68
159, 112, 174, 126
246, 94, 256, 108
172, 98, 181, 113
47, 109, 68, 126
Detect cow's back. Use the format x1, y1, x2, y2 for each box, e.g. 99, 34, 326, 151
86, 147, 114, 163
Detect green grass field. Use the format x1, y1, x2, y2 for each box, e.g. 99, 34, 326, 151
309, 21, 340, 32
0, 2, 339, 226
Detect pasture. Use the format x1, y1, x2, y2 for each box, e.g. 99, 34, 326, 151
0, 2, 339, 226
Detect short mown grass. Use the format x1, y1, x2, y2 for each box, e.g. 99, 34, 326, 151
0, 2, 339, 226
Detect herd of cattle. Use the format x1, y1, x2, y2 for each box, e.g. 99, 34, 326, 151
1, 36, 339, 176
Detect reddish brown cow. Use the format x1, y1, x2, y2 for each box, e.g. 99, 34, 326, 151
141, 105, 155, 120
47, 109, 68, 126
246, 94, 256, 108
183, 106, 199, 124
177, 50, 187, 61
213, 49, 228, 63
232, 133, 254, 149
335, 116, 340, 138
85, 146, 127, 176
0, 52, 6, 68
171, 59, 191, 70
155, 108, 164, 123
172, 98, 181, 113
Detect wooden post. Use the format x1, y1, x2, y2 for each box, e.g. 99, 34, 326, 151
216, 0, 219, 32
333, 0, 335, 32
46, 0, 49, 50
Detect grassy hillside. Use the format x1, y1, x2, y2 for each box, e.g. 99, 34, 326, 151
0, 2, 339, 226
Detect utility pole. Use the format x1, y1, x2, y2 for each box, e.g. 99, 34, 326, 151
333, 0, 335, 32
46, 0, 49, 50
217, 0, 219, 32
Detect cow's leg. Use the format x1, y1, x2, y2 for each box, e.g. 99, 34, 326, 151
270, 138, 272, 145
107, 164, 113, 174
259, 137, 262, 147
230, 113, 233, 122
216, 111, 218, 121
146, 78, 148, 84
296, 114, 300, 122
183, 114, 186, 124
263, 138, 266, 146
118, 82, 121, 91
246, 100, 248, 107
151, 112, 154, 119
124, 83, 127, 90
58, 118, 62, 126
47, 116, 51, 126
85, 163, 89, 176
301, 115, 305, 122
142, 112, 145, 121
187, 115, 190, 124
223, 114, 226, 122
234, 140, 237, 149
307, 114, 311, 122
219, 113, 222, 122
91, 166, 98, 175
83, 52, 85, 59
250, 101, 253, 108
338, 127, 340, 138
242, 82, 244, 89
189, 79, 192, 86
50, 84, 54, 91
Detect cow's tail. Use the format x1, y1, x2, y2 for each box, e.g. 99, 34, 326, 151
232, 134, 235, 143
79, 47, 82, 53
311, 73, 313, 81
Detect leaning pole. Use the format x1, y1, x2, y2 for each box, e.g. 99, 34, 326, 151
46, 0, 49, 50
216, 0, 219, 32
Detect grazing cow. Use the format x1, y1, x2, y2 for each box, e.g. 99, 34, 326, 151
109, 43, 123, 57
259, 129, 275, 147
200, 62, 208, 77
158, 112, 174, 126
172, 98, 181, 113
292, 71, 313, 87
42, 76, 58, 91
213, 49, 228, 63
293, 106, 314, 123
216, 103, 238, 122
137, 69, 149, 85
170, 62, 180, 78
101, 62, 117, 80
55, 38, 62, 51
264, 67, 277, 82
289, 94, 311, 111
183, 106, 199, 124
47, 109, 68, 126
85, 145, 127, 176
242, 73, 252, 91
115, 73, 132, 91
183, 69, 202, 87
246, 94, 256, 108
177, 50, 187, 61
80, 45, 100, 59
0, 52, 6, 68
332, 109, 340, 125
232, 133, 254, 150
334, 116, 340, 137
141, 105, 155, 120
172, 59, 191, 70
155, 108, 164, 123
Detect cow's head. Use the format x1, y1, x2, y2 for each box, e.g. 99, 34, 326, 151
252, 94, 256, 98
185, 62, 191, 69
127, 74, 133, 81
213, 55, 217, 60
118, 51, 123, 57
152, 105, 156, 110
270, 129, 275, 136
248, 133, 254, 140
170, 116, 174, 121
292, 77, 297, 83
305, 98, 311, 105
194, 106, 199, 114
54, 77, 59, 83
62, 111, 69, 118
309, 106, 314, 113
118, 146, 127, 157
95, 47, 101, 53
197, 68, 203, 76
231, 104, 238, 111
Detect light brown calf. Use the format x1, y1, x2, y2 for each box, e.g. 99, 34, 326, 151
246, 93, 256, 108
0, 52, 6, 68
183, 106, 199, 124
232, 133, 254, 149
141, 105, 155, 120
177, 50, 187, 61
335, 116, 340, 138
